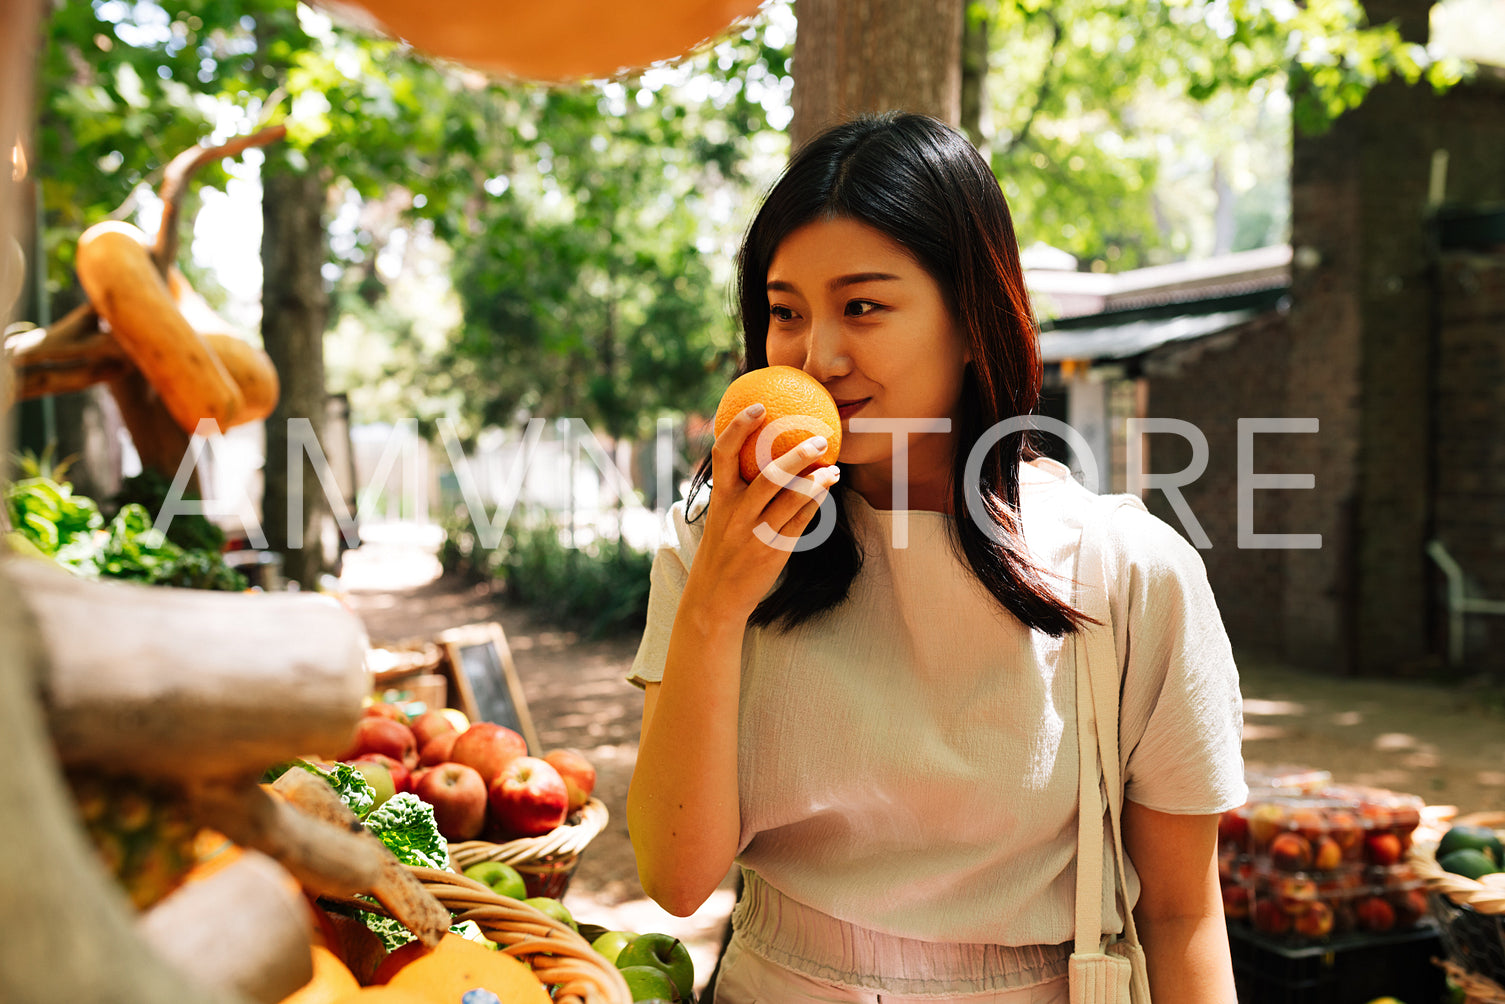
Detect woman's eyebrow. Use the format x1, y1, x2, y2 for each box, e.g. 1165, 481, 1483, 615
831, 272, 901, 289
765, 272, 902, 293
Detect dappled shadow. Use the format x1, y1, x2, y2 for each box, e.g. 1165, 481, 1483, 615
1237, 653, 1505, 809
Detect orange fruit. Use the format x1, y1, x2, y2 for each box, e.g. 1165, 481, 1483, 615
384, 933, 550, 1004
278, 945, 360, 1004
332, 989, 429, 1003
712, 365, 842, 482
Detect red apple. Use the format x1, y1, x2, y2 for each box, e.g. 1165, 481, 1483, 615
1269, 832, 1314, 872
1327, 811, 1364, 855
1221, 883, 1251, 920
415, 762, 489, 841
342, 716, 418, 770
488, 756, 569, 837
1276, 875, 1318, 915
409, 765, 432, 790
353, 752, 412, 794
410, 709, 459, 749
1356, 895, 1396, 932
1394, 887, 1429, 927
1247, 804, 1286, 848
1252, 898, 1291, 935
544, 748, 596, 812
363, 702, 411, 726
1293, 900, 1335, 939
1218, 807, 1250, 849
419, 731, 460, 767
450, 723, 528, 786
1312, 835, 1343, 872
371, 938, 431, 984
1366, 832, 1403, 866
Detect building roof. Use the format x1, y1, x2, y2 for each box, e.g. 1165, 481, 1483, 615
1029, 245, 1291, 366
1026, 244, 1291, 319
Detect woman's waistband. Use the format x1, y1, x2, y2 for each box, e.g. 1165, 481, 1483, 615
730, 867, 1072, 998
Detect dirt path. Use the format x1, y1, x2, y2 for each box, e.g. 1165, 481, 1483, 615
337, 528, 1505, 991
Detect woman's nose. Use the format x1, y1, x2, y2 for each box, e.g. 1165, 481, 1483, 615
800, 318, 852, 381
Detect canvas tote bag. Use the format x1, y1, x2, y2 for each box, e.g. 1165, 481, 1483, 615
1068, 494, 1153, 1004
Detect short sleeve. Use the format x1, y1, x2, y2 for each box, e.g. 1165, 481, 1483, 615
626, 499, 704, 690
1110, 504, 1247, 815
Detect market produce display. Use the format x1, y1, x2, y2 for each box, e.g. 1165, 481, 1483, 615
1412, 814, 1505, 998
4, 468, 248, 591
1219, 775, 1428, 944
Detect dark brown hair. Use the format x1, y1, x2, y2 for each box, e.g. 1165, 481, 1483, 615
691, 112, 1089, 636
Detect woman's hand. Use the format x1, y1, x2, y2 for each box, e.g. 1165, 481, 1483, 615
686, 402, 841, 623
627, 403, 838, 916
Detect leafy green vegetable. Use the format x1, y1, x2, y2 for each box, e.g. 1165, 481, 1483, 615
4, 476, 102, 558
112, 470, 226, 554
1, 476, 246, 591
364, 793, 449, 870
296, 760, 377, 819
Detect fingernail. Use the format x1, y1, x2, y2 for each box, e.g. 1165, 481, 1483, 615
747, 403, 766, 418
807, 436, 827, 453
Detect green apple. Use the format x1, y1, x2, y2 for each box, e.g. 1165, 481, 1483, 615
617, 964, 680, 1003
616, 933, 693, 1000
348, 757, 395, 807
461, 861, 527, 901
589, 929, 636, 966
523, 895, 577, 931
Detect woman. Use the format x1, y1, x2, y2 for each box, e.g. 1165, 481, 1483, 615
626, 113, 1244, 1003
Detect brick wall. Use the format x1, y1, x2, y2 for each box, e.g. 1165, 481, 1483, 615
1141, 312, 1295, 655
1142, 67, 1505, 677
1432, 253, 1505, 673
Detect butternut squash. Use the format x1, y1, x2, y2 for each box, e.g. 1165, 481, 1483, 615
166, 268, 280, 424
75, 221, 243, 435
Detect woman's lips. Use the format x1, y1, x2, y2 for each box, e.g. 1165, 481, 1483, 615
835, 398, 869, 421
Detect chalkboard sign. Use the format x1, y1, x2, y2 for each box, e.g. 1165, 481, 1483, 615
437, 623, 540, 753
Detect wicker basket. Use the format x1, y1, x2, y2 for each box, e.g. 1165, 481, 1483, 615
1413, 811, 1505, 1003
449, 797, 609, 899
361, 866, 632, 1004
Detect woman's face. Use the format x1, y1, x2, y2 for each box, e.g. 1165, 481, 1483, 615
763, 216, 969, 510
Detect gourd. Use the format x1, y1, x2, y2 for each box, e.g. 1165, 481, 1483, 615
76, 221, 244, 434
167, 267, 281, 424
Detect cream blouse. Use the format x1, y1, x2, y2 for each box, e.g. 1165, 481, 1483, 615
628, 458, 1246, 948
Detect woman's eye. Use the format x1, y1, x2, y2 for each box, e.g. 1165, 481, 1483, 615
769, 305, 797, 322
845, 300, 881, 317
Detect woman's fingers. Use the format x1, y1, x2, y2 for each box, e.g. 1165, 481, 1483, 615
710, 402, 765, 488
753, 463, 840, 549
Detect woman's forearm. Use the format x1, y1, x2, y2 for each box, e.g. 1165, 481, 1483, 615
1137, 909, 1237, 1004
626, 592, 746, 916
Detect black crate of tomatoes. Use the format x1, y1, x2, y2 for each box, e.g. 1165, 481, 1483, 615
1219, 784, 1429, 945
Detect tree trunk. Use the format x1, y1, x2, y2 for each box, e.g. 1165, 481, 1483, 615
960, 9, 989, 146
789, 0, 966, 152
260, 154, 331, 590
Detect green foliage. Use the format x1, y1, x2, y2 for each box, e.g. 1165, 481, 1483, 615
975, 0, 1469, 268
113, 470, 227, 553
443, 508, 654, 639
2, 473, 246, 591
